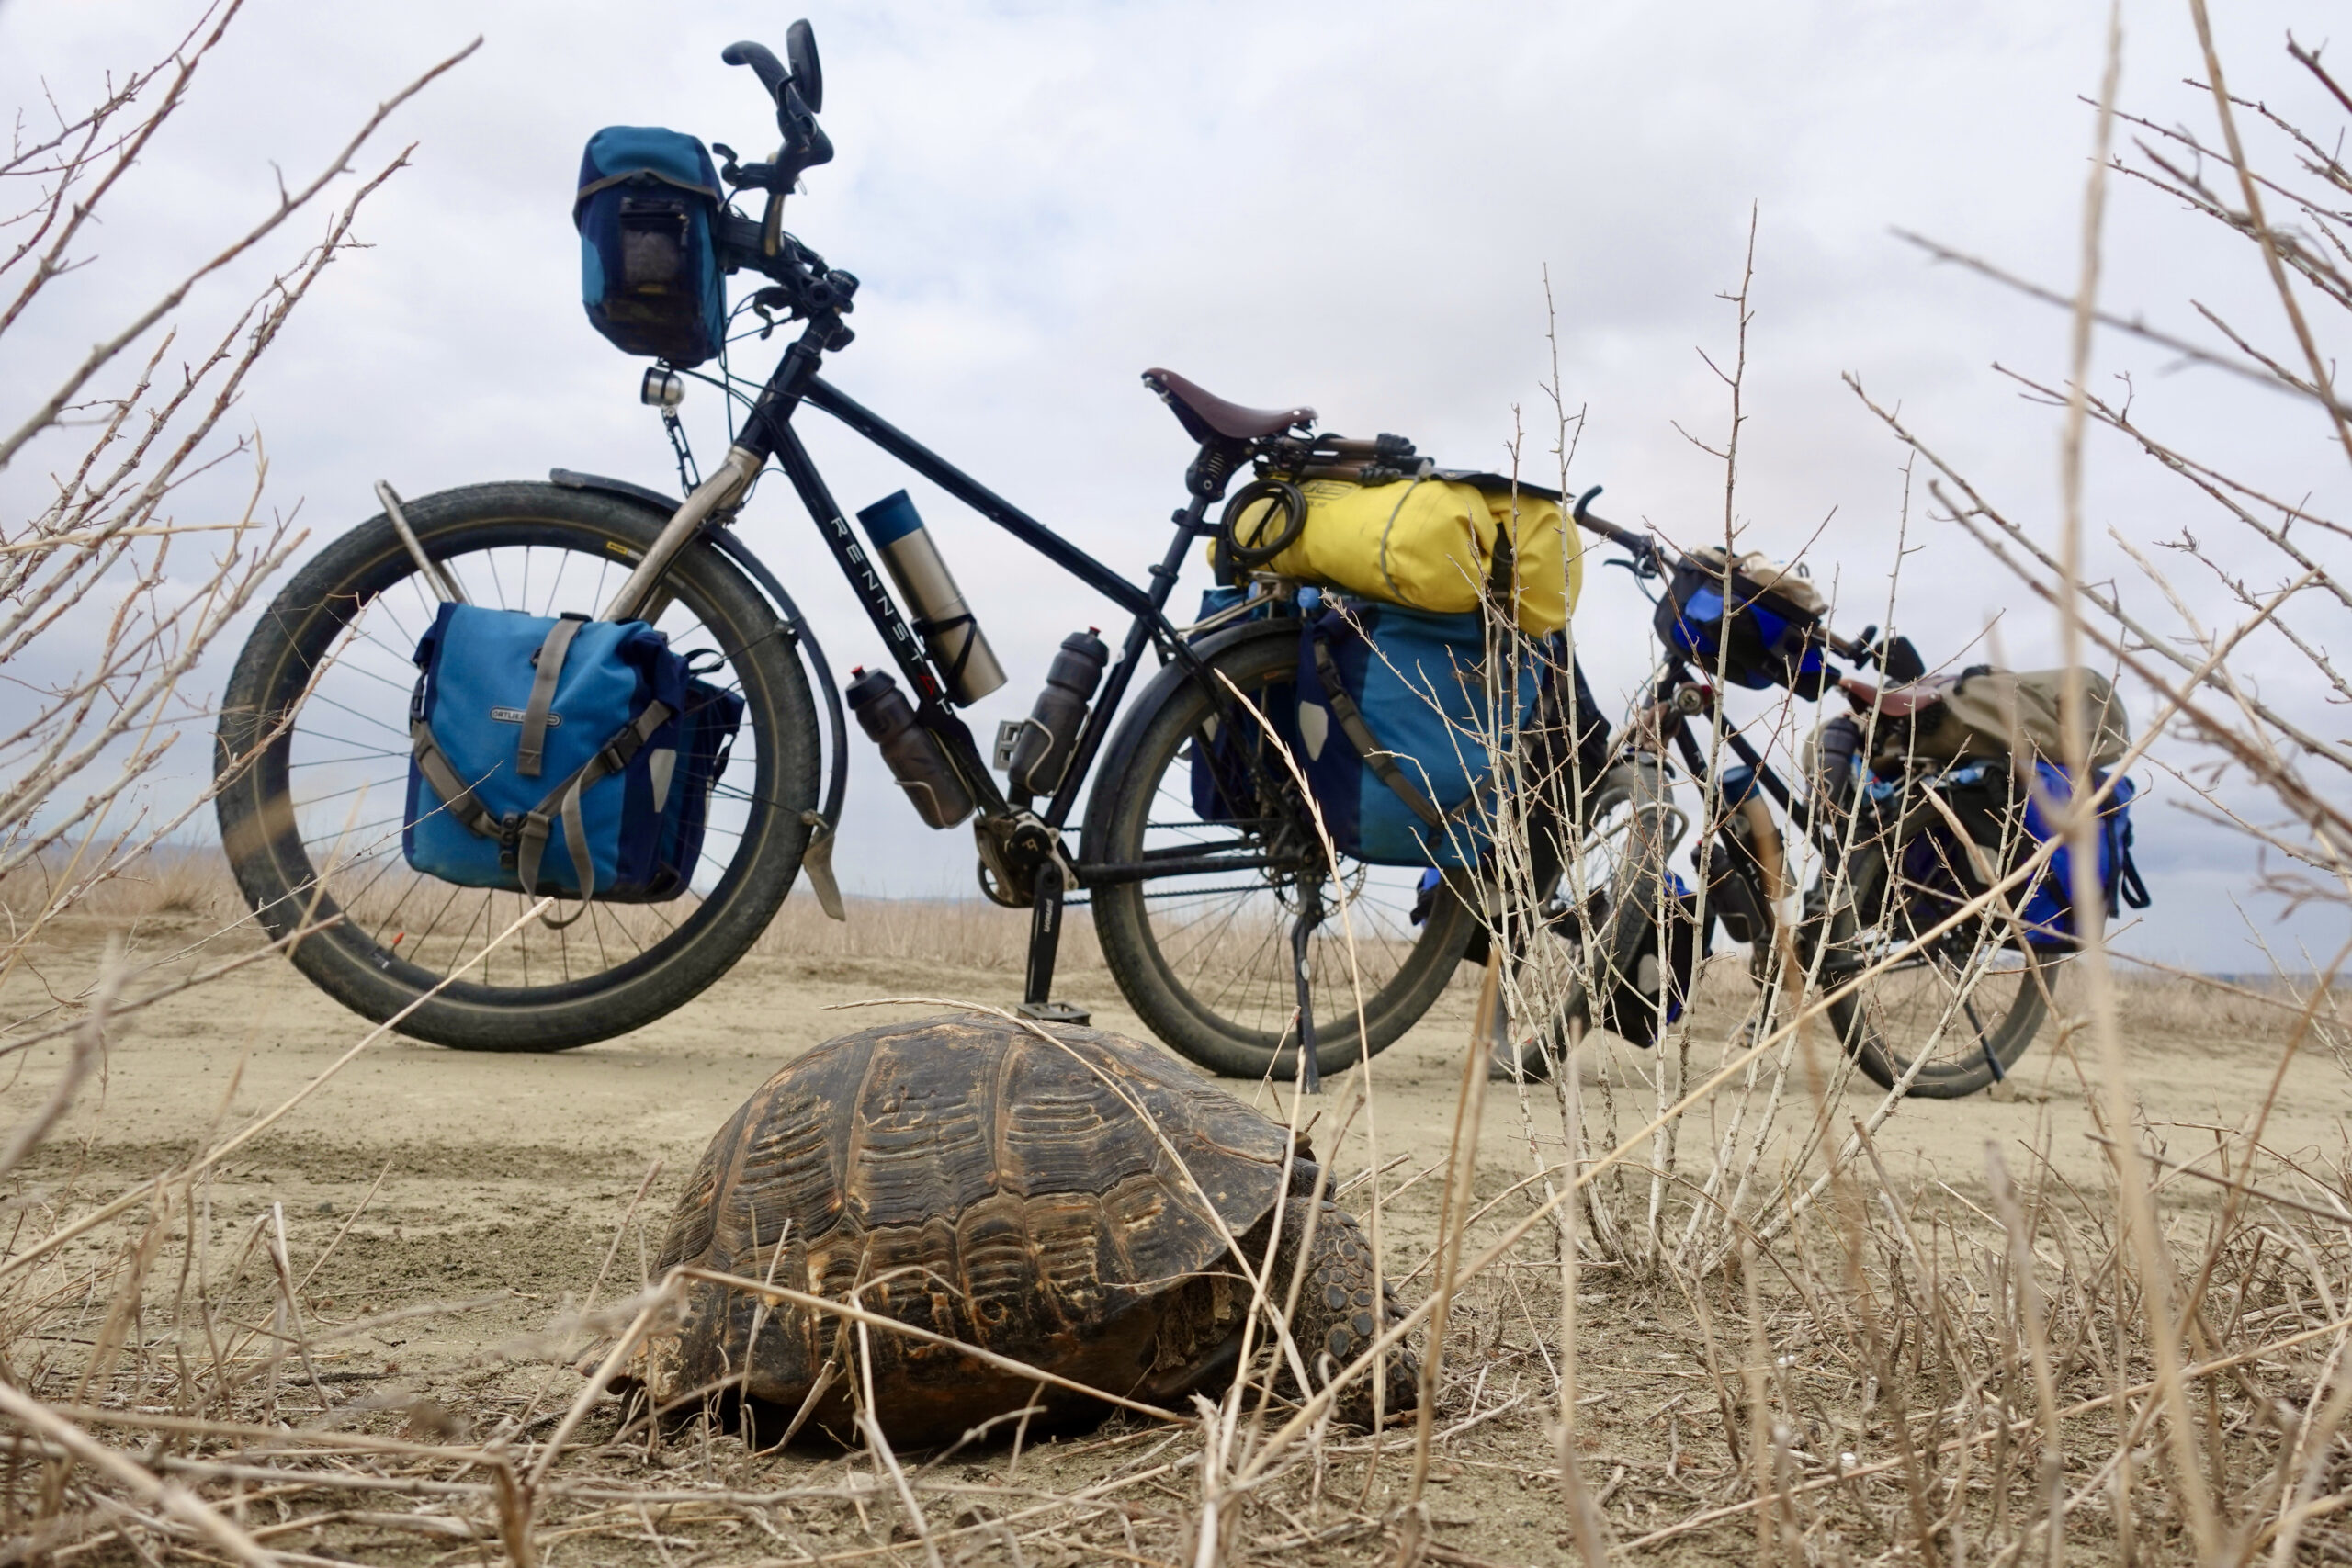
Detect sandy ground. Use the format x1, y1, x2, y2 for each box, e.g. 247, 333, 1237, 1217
2, 910, 2344, 1564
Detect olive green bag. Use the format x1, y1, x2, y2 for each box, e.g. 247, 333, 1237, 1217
1879, 668, 2131, 768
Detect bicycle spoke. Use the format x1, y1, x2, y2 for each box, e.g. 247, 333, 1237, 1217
542, 547, 572, 618
368, 869, 432, 950
303, 688, 412, 744
403, 880, 470, 977
288, 747, 409, 770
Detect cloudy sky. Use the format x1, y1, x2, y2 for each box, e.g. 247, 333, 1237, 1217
4, 0, 2346, 969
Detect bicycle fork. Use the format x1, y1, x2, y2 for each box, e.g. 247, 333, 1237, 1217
1599, 754, 1688, 1016
1736, 793, 1811, 1020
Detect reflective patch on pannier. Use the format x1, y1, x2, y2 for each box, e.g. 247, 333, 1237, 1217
575, 127, 728, 367
403, 604, 741, 906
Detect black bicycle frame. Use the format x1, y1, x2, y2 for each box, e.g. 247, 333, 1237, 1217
714, 311, 1227, 849
1646, 659, 1845, 871
794, 377, 1216, 832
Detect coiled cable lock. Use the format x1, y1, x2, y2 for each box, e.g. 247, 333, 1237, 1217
1214, 478, 1306, 577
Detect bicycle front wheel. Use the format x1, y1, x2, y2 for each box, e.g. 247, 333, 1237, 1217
1503, 769, 1677, 1077
1824, 842, 2062, 1098
214, 481, 820, 1050
1083, 623, 1476, 1080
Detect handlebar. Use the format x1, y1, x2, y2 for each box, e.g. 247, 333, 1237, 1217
1568, 484, 1880, 669
1568, 485, 1664, 570
718, 30, 833, 202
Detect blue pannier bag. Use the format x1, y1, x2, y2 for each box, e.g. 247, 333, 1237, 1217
1294, 602, 1539, 867
574, 127, 728, 367
1187, 586, 1300, 825
2015, 761, 2150, 946
1874, 759, 2149, 948
403, 604, 742, 908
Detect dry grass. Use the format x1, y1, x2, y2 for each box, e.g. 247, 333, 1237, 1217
0, 974, 2340, 1568
0, 845, 1105, 977
0, 845, 244, 930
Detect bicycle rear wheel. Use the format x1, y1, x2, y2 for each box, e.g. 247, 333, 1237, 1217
213, 481, 820, 1050
1083, 623, 1476, 1080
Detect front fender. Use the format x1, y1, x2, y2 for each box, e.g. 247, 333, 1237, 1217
548, 468, 848, 832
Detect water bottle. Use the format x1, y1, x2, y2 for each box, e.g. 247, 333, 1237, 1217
846, 667, 973, 829
1005, 628, 1110, 798
1815, 715, 1862, 803
854, 491, 1007, 705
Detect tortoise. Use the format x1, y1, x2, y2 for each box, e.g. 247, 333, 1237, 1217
634, 1012, 1415, 1447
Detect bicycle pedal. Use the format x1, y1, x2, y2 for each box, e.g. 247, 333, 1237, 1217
1487, 1035, 1552, 1082
1016, 999, 1091, 1027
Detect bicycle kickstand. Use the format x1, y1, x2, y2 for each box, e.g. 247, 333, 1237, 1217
1291, 878, 1325, 1094
1018, 861, 1091, 1027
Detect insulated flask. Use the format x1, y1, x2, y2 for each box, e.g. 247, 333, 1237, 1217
1005, 628, 1110, 798
854, 491, 1007, 705
846, 667, 974, 829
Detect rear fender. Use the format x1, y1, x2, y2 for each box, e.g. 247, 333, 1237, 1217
1080, 615, 1306, 870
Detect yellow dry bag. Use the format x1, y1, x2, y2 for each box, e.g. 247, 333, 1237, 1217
1216, 475, 1580, 636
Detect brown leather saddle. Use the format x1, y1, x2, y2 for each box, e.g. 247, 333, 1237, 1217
1141, 367, 1314, 443
1845, 678, 1947, 721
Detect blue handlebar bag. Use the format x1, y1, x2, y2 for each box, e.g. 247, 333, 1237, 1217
575, 126, 728, 367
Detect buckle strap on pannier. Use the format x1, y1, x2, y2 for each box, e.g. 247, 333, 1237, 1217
409, 721, 503, 840
411, 694, 673, 920
509, 700, 674, 917
517, 615, 586, 778
1310, 629, 1464, 833
2112, 809, 2151, 912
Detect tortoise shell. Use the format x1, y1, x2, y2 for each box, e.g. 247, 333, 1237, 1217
639, 1012, 1406, 1445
